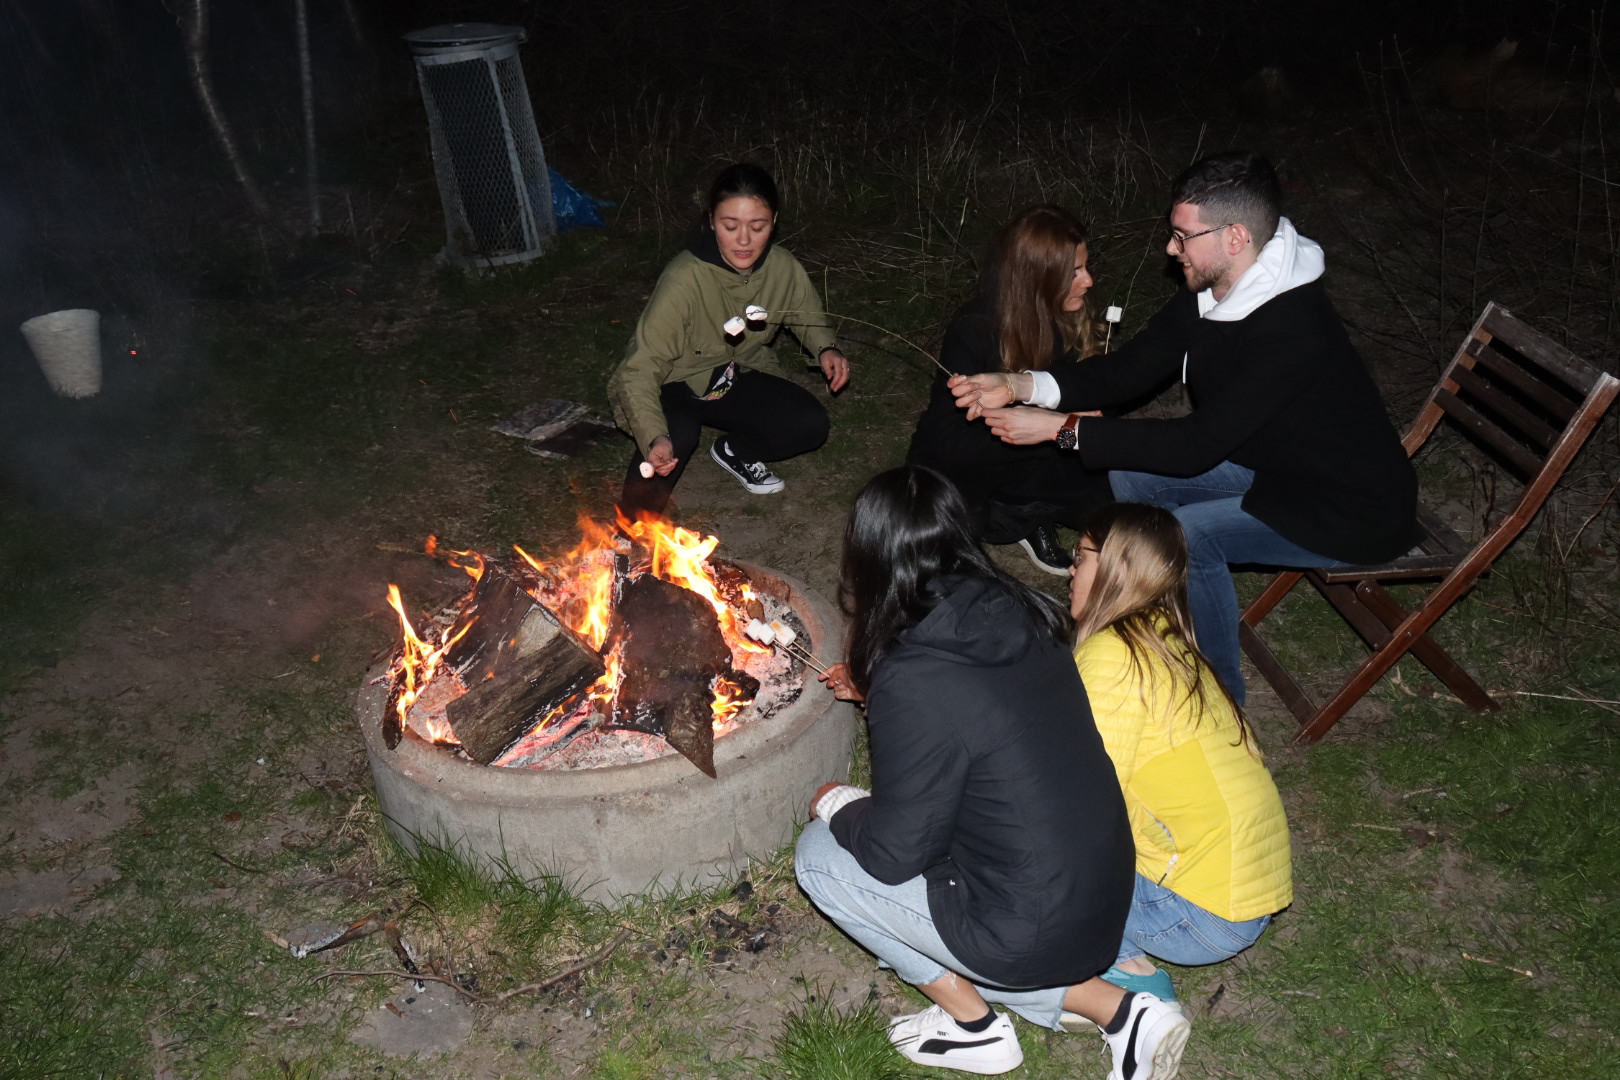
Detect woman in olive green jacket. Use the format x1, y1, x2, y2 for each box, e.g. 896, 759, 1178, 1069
608, 164, 849, 515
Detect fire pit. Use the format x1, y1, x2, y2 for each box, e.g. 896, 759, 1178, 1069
357, 519, 854, 901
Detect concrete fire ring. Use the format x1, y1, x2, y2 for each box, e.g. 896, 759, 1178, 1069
357, 563, 856, 902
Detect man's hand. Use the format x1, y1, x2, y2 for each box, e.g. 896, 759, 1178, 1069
819, 349, 850, 392
983, 406, 1069, 445
949, 372, 1024, 420
645, 436, 679, 476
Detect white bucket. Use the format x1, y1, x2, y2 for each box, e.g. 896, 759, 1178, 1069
21, 308, 102, 398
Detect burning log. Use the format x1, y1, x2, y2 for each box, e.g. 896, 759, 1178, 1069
606, 572, 758, 778
442, 562, 605, 764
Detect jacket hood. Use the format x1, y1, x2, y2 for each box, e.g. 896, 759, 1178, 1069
685, 220, 775, 275
899, 575, 1043, 668
1198, 216, 1323, 322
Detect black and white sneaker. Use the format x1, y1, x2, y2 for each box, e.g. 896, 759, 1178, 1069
1101, 992, 1189, 1080
888, 1005, 1024, 1075
710, 439, 785, 494
1016, 523, 1070, 577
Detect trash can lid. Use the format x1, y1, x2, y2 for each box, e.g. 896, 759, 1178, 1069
403, 23, 526, 52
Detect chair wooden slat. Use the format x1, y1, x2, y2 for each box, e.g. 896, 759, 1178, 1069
1449, 365, 1561, 449
1434, 389, 1545, 477
1466, 339, 1578, 422
1479, 304, 1605, 393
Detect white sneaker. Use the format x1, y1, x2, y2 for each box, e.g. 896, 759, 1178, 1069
887, 1004, 1024, 1075
710, 439, 785, 494
1101, 993, 1190, 1080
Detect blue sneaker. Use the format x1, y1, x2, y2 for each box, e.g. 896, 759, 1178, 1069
1103, 964, 1178, 1005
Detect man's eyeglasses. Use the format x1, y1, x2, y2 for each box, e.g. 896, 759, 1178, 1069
1167, 223, 1233, 253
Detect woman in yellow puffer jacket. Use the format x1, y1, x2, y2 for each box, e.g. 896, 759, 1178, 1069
1069, 502, 1292, 1008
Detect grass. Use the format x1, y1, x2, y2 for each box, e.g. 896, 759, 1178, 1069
1, 10, 1618, 1076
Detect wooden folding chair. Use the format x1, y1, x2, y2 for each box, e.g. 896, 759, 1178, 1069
1240, 302, 1620, 743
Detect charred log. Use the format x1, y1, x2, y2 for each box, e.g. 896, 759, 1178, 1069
605, 573, 757, 778
442, 562, 604, 764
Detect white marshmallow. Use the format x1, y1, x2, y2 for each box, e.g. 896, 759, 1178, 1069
745, 305, 768, 321
768, 620, 797, 646
723, 316, 746, 336
639, 461, 655, 479
745, 619, 775, 644
1105, 305, 1123, 323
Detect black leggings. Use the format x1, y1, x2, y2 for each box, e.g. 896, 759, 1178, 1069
619, 369, 830, 516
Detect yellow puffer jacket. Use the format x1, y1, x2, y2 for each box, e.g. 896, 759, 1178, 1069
1075, 625, 1292, 922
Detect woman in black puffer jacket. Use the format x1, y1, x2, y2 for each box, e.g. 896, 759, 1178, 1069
795, 465, 1188, 1079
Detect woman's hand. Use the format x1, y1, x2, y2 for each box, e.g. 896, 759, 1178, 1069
982, 406, 1069, 445
808, 780, 845, 819
645, 436, 679, 476
818, 663, 865, 702
819, 349, 850, 392
948, 372, 1025, 420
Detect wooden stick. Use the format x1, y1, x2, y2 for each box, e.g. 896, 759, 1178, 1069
315, 927, 632, 1004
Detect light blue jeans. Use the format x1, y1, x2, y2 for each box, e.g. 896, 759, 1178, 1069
1115, 874, 1271, 966
794, 818, 1074, 1031
1110, 463, 1346, 706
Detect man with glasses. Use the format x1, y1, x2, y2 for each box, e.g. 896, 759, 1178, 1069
950, 150, 1418, 706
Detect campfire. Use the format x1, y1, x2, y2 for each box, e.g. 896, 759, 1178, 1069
379, 514, 810, 778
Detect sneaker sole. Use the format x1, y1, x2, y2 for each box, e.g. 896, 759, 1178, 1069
709, 443, 784, 494
1016, 538, 1070, 577
896, 1045, 1025, 1075
1142, 1012, 1190, 1080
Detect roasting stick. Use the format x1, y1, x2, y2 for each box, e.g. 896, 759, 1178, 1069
727, 306, 954, 378
744, 619, 832, 676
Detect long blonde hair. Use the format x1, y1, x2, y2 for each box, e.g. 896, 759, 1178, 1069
985, 205, 1103, 372
1073, 504, 1254, 750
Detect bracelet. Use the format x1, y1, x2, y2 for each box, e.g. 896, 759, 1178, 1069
1004, 373, 1016, 401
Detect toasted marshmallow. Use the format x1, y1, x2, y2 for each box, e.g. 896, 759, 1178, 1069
768, 620, 797, 647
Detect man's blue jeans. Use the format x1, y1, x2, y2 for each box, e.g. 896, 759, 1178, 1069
1110, 463, 1344, 706
795, 818, 1075, 1031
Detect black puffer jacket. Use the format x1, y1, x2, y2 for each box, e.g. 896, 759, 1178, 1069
830, 575, 1133, 989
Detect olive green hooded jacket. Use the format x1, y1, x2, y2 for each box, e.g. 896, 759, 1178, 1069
607, 243, 837, 455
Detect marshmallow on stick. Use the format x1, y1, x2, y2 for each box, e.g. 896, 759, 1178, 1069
1103, 305, 1123, 351
639, 461, 656, 479
723, 316, 746, 337
745, 305, 768, 322
744, 618, 829, 674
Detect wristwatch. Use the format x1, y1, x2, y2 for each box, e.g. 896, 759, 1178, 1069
1056, 412, 1081, 451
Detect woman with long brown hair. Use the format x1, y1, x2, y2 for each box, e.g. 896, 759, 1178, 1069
906, 205, 1112, 575
1069, 502, 1292, 1006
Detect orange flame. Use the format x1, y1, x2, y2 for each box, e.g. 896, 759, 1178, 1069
710, 674, 753, 731
385, 584, 472, 744
388, 513, 764, 753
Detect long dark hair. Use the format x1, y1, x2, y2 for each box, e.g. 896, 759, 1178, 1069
982, 205, 1102, 372
840, 466, 1069, 696
1073, 503, 1255, 751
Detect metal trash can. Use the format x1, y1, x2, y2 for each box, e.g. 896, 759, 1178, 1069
405, 23, 554, 269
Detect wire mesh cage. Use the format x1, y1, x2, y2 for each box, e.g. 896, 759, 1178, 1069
405, 24, 554, 268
